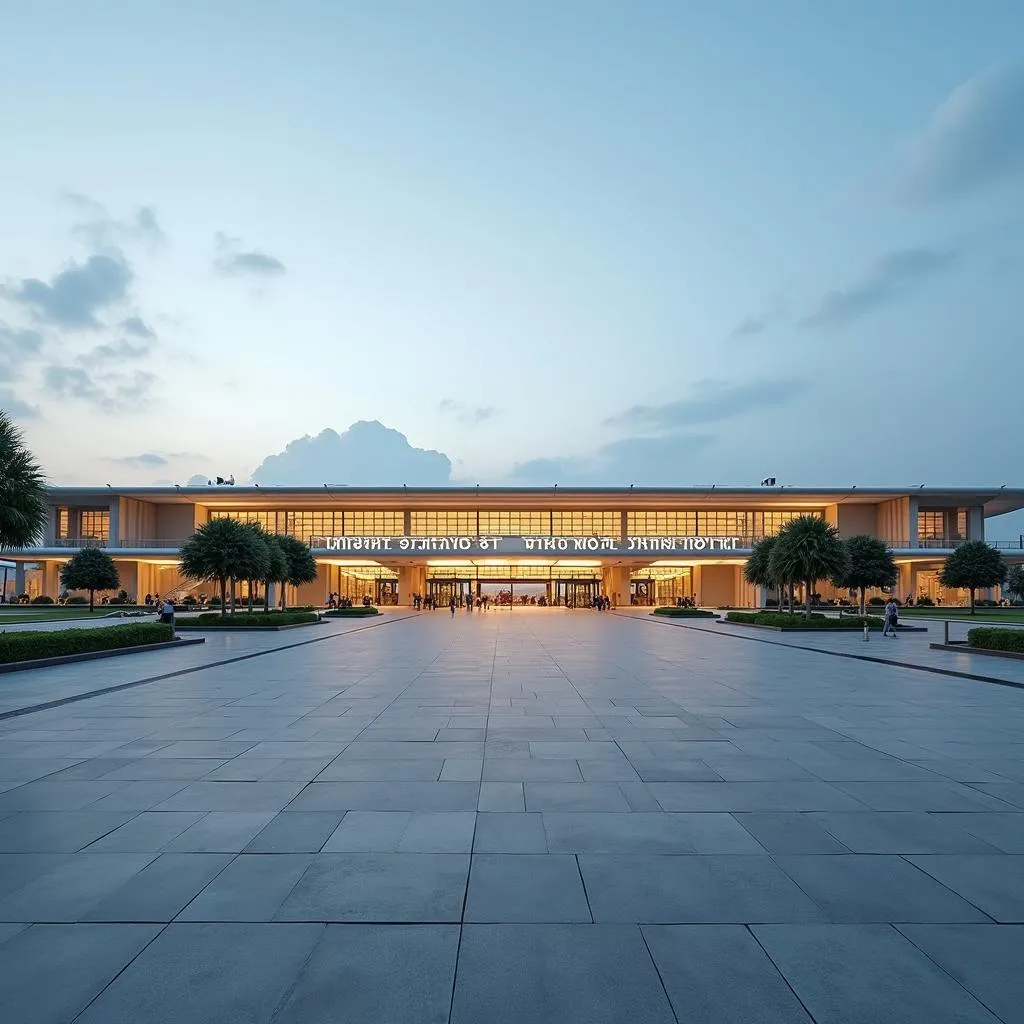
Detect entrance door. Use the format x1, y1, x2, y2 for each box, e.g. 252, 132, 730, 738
376, 579, 398, 606
561, 580, 598, 608
429, 579, 468, 606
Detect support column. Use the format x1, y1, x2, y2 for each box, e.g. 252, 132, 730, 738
43, 560, 59, 599
607, 566, 630, 608
15, 563, 26, 598
118, 561, 139, 603
898, 563, 918, 603
108, 500, 120, 546
398, 565, 417, 606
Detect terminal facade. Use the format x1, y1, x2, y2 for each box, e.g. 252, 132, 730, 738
5, 485, 1024, 608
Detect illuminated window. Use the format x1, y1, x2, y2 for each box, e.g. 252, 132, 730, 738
410, 511, 477, 536
627, 509, 817, 539
627, 512, 697, 536
761, 510, 816, 535
552, 512, 620, 537
345, 511, 404, 536
80, 510, 110, 539
957, 509, 969, 539
478, 511, 551, 536
57, 507, 70, 539
918, 511, 946, 540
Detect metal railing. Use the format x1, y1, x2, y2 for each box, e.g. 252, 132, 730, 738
939, 617, 1024, 645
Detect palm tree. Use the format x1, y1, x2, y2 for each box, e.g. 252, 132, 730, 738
743, 536, 778, 608
275, 533, 319, 609
262, 536, 289, 611
238, 522, 272, 613
833, 534, 898, 616
769, 515, 849, 620
0, 410, 47, 552
179, 517, 262, 617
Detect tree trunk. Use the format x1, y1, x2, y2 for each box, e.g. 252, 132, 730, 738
230, 579, 236, 615
264, 584, 270, 613
805, 579, 813, 620
89, 589, 94, 613
970, 587, 976, 614
859, 586, 866, 617
247, 581, 254, 614
281, 582, 287, 611
219, 577, 227, 617
787, 581, 795, 615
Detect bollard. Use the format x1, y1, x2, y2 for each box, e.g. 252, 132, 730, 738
863, 621, 870, 642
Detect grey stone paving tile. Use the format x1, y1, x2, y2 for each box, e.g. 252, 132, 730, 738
732, 812, 851, 853
752, 924, 1001, 1023
465, 853, 592, 922
451, 924, 676, 1024
322, 811, 413, 852
898, 924, 1024, 1024
630, 758, 725, 782
49, 757, 140, 780
0, 852, 156, 922
774, 854, 990, 923
967, 783, 1024, 809
161, 811, 278, 852
576, 758, 642, 781
0, 779, 129, 812
85, 812, 206, 851
397, 811, 477, 852
483, 757, 583, 782
528, 741, 625, 759
316, 758, 444, 781
929, 812, 1024, 853
524, 782, 632, 811
152, 780, 307, 812
338, 741, 484, 760
807, 812, 1003, 854
439, 758, 483, 781
147, 741, 258, 758
74, 922, 324, 1024
274, 853, 470, 922
542, 812, 698, 854
474, 812, 548, 853
177, 854, 312, 921
699, 757, 818, 781
288, 781, 480, 812
84, 781, 192, 812
0, 921, 28, 945
0, 923, 161, 1024
832, 781, 1017, 812
907, 855, 1024, 922
617, 780, 665, 811
272, 924, 459, 1024
83, 853, 232, 922
0, 810, 137, 852
649, 780, 868, 812
244, 811, 345, 853
100, 758, 227, 781
0, 853, 72, 899
642, 924, 813, 1023
578, 854, 825, 923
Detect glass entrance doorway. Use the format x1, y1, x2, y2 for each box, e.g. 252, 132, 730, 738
428, 579, 472, 606
559, 580, 599, 608
376, 579, 398, 606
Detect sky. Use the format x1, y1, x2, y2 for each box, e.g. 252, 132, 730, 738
1, 2, 1022, 530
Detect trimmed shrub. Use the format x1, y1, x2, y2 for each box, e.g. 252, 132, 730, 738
191, 611, 319, 627
324, 607, 380, 618
651, 607, 716, 618
209, 596, 222, 606
915, 595, 935, 607
967, 628, 1024, 654
30, 595, 54, 604
868, 596, 887, 606
726, 611, 884, 629
0, 623, 175, 664
66, 596, 89, 605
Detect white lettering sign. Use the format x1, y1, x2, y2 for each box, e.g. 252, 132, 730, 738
316, 535, 742, 554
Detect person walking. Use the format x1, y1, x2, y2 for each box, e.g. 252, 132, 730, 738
882, 598, 899, 638
449, 596, 457, 617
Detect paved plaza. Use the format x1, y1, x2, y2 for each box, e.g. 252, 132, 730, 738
1, 610, 1024, 1023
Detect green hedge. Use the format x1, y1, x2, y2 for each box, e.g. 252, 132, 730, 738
191, 611, 319, 626
0, 623, 174, 664
726, 611, 884, 629
651, 607, 716, 618
968, 627, 1024, 653
324, 607, 380, 617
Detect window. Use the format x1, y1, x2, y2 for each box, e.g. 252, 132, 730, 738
478, 511, 551, 536
345, 511, 403, 536
761, 510, 814, 536
551, 512, 620, 537
957, 509, 969, 540
626, 509, 815, 539
57, 507, 70, 539
80, 510, 110, 539
627, 512, 696, 536
410, 511, 477, 536
918, 511, 946, 541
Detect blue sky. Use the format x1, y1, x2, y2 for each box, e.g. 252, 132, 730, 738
1, 2, 1022, 527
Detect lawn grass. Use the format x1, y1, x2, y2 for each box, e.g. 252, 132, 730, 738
902, 608, 1024, 622
0, 609, 126, 624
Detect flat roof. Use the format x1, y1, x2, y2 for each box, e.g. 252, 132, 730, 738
42, 485, 1024, 517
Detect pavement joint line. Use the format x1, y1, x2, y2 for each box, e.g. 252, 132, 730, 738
0, 612, 420, 721
618, 612, 1024, 690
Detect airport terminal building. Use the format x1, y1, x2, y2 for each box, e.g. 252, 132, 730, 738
5, 485, 1024, 608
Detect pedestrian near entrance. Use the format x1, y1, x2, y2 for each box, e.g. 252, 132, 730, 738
450, 596, 457, 617
882, 598, 899, 638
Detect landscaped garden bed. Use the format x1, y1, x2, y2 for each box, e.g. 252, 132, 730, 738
724, 611, 887, 631
176, 611, 321, 631
930, 627, 1024, 661
324, 607, 381, 617
650, 607, 716, 618
0, 622, 203, 672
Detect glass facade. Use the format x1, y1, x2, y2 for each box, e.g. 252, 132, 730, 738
552, 511, 620, 537
57, 507, 70, 540
478, 511, 551, 536
80, 510, 110, 539
410, 511, 477, 536
346, 511, 403, 536
210, 510, 402, 539
918, 511, 945, 540
628, 509, 814, 537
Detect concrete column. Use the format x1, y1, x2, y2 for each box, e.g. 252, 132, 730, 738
15, 563, 26, 597
265, 582, 277, 609
619, 511, 628, 545
969, 507, 983, 542
398, 565, 417, 606
43, 560, 59, 598
118, 561, 139, 602
108, 500, 120, 546
907, 496, 919, 547
898, 563, 918, 602
44, 505, 57, 546
607, 566, 630, 607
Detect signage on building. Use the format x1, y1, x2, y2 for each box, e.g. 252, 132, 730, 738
317, 535, 743, 554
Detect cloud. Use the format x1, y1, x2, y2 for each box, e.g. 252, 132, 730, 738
214, 233, 287, 277
511, 433, 717, 486
186, 474, 210, 486
438, 399, 496, 425
0, 323, 44, 382
251, 421, 453, 486
3, 254, 133, 329
800, 247, 956, 329
65, 193, 166, 252
107, 452, 168, 468
604, 377, 808, 431
121, 315, 156, 339
894, 60, 1024, 204
85, 339, 152, 362
729, 315, 769, 339
43, 364, 155, 412
0, 387, 41, 420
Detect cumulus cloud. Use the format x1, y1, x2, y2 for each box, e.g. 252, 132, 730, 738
438, 399, 496, 425
729, 315, 769, 339
85, 338, 153, 362
105, 451, 203, 469
510, 433, 717, 486
121, 315, 156, 339
3, 254, 132, 329
65, 193, 165, 253
604, 377, 807, 431
251, 421, 453, 486
894, 60, 1024, 204
43, 365, 155, 412
0, 323, 44, 382
0, 387, 41, 420
800, 247, 956, 329
214, 233, 286, 277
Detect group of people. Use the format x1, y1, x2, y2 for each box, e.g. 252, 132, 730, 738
326, 593, 373, 609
